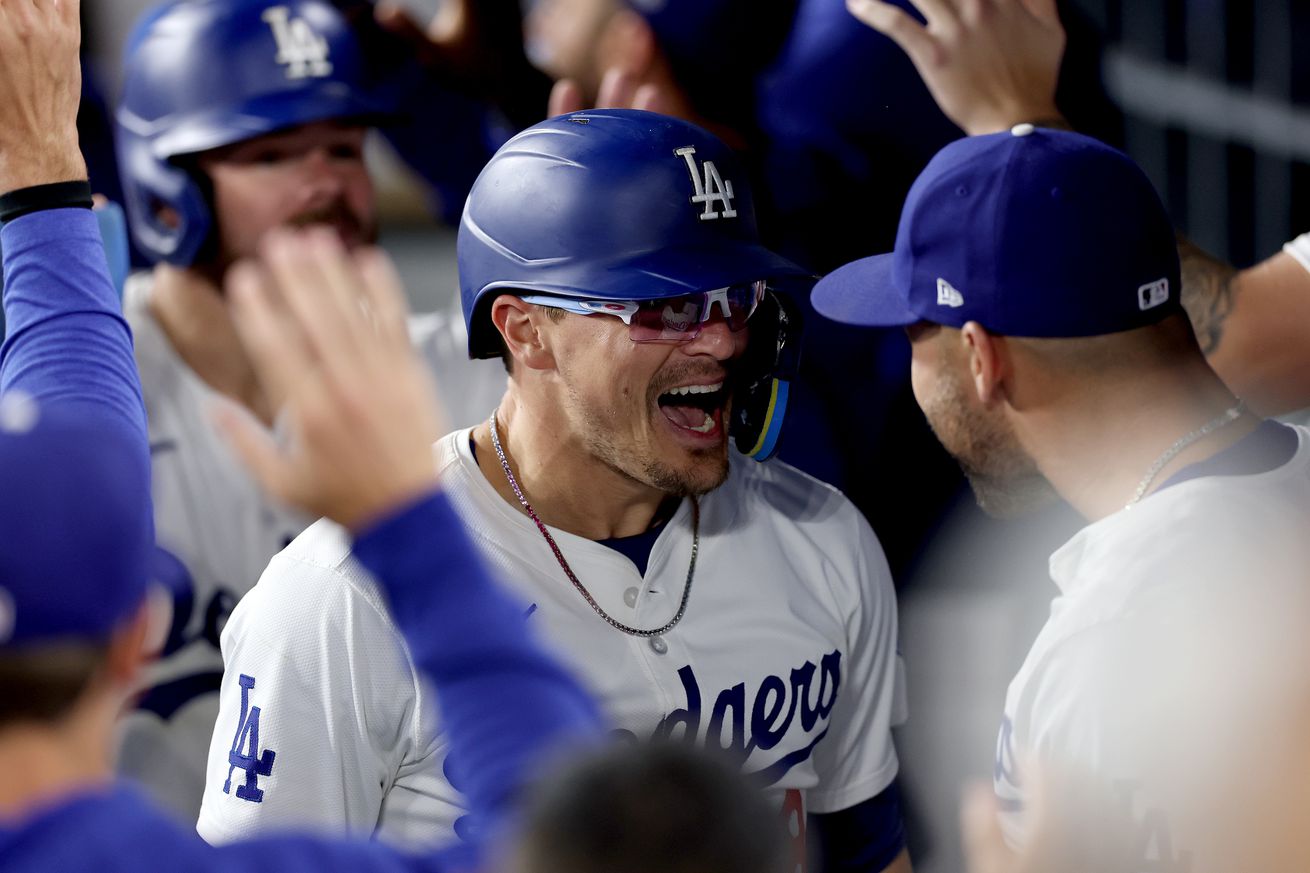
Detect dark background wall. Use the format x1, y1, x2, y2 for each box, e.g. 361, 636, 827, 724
1081, 0, 1310, 265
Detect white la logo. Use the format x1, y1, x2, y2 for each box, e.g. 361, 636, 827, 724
263, 6, 333, 80
674, 146, 738, 221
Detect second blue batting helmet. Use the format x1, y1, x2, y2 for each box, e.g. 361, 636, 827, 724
116, 0, 388, 266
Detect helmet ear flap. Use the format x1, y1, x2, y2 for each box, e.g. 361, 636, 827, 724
117, 131, 214, 267
730, 290, 804, 462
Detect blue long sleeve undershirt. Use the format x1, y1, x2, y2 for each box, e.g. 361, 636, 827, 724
1, 208, 146, 442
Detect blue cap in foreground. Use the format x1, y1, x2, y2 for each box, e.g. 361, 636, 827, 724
812, 126, 1182, 338
0, 393, 153, 646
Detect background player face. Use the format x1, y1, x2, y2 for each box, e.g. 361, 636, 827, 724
197, 121, 377, 270
907, 323, 1055, 517
542, 304, 748, 497
524, 0, 617, 92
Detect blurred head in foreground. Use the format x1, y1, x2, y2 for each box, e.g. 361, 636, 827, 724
508, 741, 789, 873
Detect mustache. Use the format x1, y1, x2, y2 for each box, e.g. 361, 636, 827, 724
648, 361, 735, 402
286, 200, 375, 243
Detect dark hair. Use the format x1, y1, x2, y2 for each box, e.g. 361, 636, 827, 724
0, 640, 109, 726
515, 741, 790, 873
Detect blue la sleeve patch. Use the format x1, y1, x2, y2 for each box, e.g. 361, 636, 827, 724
223, 674, 276, 803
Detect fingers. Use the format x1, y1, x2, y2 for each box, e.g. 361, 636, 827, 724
225, 259, 311, 406
211, 398, 291, 501
1019, 0, 1060, 27
960, 783, 1016, 873
548, 78, 583, 117
596, 67, 638, 109
847, 0, 939, 65
258, 230, 362, 370
632, 83, 671, 114
353, 247, 413, 350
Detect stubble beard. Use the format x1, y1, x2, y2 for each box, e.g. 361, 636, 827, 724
923, 373, 1057, 519
568, 379, 732, 499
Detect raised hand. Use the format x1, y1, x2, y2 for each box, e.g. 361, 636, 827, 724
548, 69, 676, 118
847, 0, 1066, 136
0, 0, 86, 192
216, 228, 446, 532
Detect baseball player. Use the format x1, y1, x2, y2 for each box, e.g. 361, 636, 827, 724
112, 0, 509, 819
200, 109, 911, 873
811, 118, 1310, 867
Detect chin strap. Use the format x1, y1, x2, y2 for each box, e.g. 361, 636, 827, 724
742, 377, 790, 460
730, 289, 803, 462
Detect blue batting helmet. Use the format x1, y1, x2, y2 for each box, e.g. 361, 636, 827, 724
459, 109, 808, 358
116, 0, 388, 266
458, 109, 809, 461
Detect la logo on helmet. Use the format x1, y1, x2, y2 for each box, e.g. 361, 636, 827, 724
675, 146, 738, 221
263, 5, 333, 80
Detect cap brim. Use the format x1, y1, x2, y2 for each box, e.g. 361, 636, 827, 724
811, 254, 919, 328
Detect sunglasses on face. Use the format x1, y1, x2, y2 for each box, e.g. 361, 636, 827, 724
519, 281, 768, 344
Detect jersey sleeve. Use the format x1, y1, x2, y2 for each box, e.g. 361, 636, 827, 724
196, 536, 423, 844
805, 507, 905, 815
0, 208, 146, 444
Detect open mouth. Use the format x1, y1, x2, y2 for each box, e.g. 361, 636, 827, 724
657, 381, 729, 436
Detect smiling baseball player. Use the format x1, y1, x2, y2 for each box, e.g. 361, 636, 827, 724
199, 109, 910, 873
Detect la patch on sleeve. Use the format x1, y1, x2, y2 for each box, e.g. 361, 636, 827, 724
223, 674, 277, 802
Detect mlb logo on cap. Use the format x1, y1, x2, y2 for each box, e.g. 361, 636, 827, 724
812, 128, 1183, 338
1138, 278, 1170, 311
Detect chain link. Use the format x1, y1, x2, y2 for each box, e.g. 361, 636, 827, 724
489, 412, 698, 637
1127, 399, 1245, 508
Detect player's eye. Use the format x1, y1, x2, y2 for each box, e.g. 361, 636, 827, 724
250, 150, 288, 166
327, 142, 364, 161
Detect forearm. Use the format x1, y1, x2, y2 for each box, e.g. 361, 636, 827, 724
0, 205, 147, 444
352, 491, 604, 819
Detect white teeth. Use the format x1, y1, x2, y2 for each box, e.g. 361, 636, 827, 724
688, 413, 715, 433
667, 381, 724, 397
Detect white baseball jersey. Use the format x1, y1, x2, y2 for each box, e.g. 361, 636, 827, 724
116, 274, 507, 822
199, 429, 906, 862
995, 424, 1310, 866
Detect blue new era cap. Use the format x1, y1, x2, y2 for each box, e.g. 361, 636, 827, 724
0, 393, 154, 646
812, 126, 1182, 337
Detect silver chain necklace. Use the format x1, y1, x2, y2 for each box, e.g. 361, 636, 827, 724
1126, 399, 1246, 508
488, 412, 698, 638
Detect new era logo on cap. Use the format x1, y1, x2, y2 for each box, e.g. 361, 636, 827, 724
1138, 278, 1169, 311
936, 278, 964, 308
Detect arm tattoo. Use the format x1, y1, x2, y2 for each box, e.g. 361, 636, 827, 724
1177, 234, 1239, 356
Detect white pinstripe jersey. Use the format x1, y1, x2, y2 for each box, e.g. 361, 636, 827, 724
198, 429, 907, 865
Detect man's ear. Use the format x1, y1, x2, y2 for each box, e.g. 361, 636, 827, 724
103, 600, 154, 688
960, 321, 1010, 406
491, 296, 556, 372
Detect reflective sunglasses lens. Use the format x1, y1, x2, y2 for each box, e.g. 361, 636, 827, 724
625, 283, 767, 343
628, 296, 705, 342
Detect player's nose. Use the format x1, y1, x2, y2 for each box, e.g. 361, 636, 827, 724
682, 316, 747, 361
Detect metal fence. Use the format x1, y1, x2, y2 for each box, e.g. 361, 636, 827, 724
1080, 0, 1310, 265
